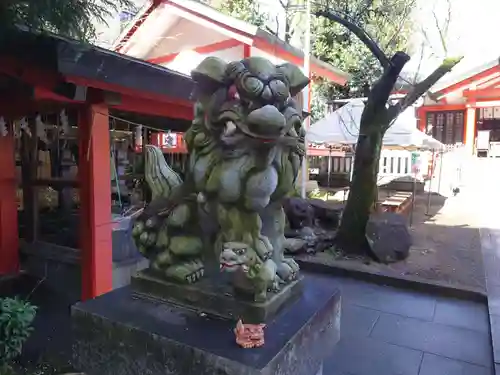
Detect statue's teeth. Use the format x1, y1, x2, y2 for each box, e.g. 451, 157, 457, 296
224, 121, 237, 136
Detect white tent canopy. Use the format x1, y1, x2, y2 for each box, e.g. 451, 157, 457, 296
307, 99, 444, 150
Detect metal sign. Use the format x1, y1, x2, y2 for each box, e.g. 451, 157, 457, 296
411, 152, 421, 174
477, 130, 491, 151
160, 132, 177, 148
309, 168, 320, 175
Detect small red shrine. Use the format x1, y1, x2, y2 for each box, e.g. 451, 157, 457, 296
0, 29, 195, 300
417, 57, 500, 155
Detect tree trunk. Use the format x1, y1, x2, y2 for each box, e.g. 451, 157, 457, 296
313, 9, 463, 259
335, 55, 462, 257
336, 129, 383, 254
335, 52, 410, 256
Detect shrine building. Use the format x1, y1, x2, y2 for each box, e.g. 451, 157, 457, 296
417, 57, 500, 156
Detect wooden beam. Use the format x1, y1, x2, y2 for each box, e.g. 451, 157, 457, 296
243, 44, 251, 58
463, 87, 500, 101
0, 57, 79, 100
436, 65, 500, 97
163, 0, 348, 85
66, 75, 193, 110
19, 119, 39, 243
114, 95, 193, 120
416, 107, 426, 132
116, 0, 163, 54
476, 73, 500, 89
421, 104, 467, 111
465, 107, 477, 155
0, 127, 19, 275
148, 39, 242, 65
78, 99, 113, 300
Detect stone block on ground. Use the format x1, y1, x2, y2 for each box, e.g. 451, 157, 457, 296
308, 199, 342, 228
366, 212, 412, 263
283, 197, 343, 231
71, 275, 341, 375
283, 197, 314, 229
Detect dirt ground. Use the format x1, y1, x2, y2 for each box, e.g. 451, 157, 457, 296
301, 190, 486, 293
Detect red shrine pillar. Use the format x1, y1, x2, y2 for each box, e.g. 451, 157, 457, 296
0, 128, 19, 275
78, 102, 113, 300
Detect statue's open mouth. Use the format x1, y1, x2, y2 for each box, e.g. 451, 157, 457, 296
220, 261, 244, 270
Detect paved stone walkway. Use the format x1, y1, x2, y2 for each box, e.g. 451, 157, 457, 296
325, 275, 493, 375
0, 272, 494, 375
324, 157, 500, 375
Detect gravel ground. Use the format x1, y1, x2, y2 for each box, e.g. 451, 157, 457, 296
303, 190, 486, 293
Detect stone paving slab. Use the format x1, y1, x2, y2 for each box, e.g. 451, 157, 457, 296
325, 275, 493, 375
433, 298, 490, 333
326, 335, 423, 375
419, 353, 492, 375
339, 281, 437, 321
370, 313, 491, 367
480, 227, 500, 372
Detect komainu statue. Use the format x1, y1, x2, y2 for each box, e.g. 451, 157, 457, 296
132, 56, 309, 303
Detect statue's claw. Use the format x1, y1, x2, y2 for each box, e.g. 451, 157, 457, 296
164, 259, 204, 284
269, 278, 281, 292
276, 258, 299, 282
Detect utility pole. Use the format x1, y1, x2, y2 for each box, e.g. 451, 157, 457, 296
300, 0, 312, 198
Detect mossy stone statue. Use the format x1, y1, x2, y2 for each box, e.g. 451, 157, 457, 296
132, 56, 309, 302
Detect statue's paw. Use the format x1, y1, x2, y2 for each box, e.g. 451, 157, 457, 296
276, 259, 299, 283
164, 260, 204, 284
254, 291, 267, 303
138, 230, 157, 247
268, 279, 281, 292
276, 263, 293, 282
283, 257, 300, 274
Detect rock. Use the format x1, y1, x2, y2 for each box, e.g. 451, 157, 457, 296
283, 197, 314, 229
366, 212, 412, 263
283, 238, 307, 253
308, 199, 343, 228
299, 226, 315, 239
283, 226, 336, 255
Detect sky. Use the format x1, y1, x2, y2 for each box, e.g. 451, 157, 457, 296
407, 0, 500, 77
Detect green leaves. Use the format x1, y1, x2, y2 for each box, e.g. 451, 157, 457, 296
0, 0, 135, 41
217, 0, 267, 27
311, 0, 417, 116
0, 297, 37, 364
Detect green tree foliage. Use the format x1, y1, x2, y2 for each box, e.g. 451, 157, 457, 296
0, 0, 134, 40
217, 0, 268, 27
311, 0, 417, 101
213, 0, 416, 117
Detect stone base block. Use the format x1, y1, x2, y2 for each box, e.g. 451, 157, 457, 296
71, 274, 341, 375
131, 269, 303, 323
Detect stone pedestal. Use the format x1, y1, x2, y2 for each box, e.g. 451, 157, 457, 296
131, 269, 303, 323
71, 274, 341, 375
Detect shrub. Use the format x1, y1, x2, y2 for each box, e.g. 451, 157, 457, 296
0, 297, 37, 364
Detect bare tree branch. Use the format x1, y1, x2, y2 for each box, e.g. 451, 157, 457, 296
432, 10, 447, 56
383, 0, 417, 50
412, 39, 426, 83
362, 52, 410, 128
388, 56, 463, 120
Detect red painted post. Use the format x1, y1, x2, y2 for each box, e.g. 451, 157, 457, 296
416, 106, 427, 132
0, 129, 19, 275
78, 103, 113, 300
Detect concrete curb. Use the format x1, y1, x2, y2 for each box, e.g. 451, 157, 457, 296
479, 227, 500, 373
296, 257, 487, 303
